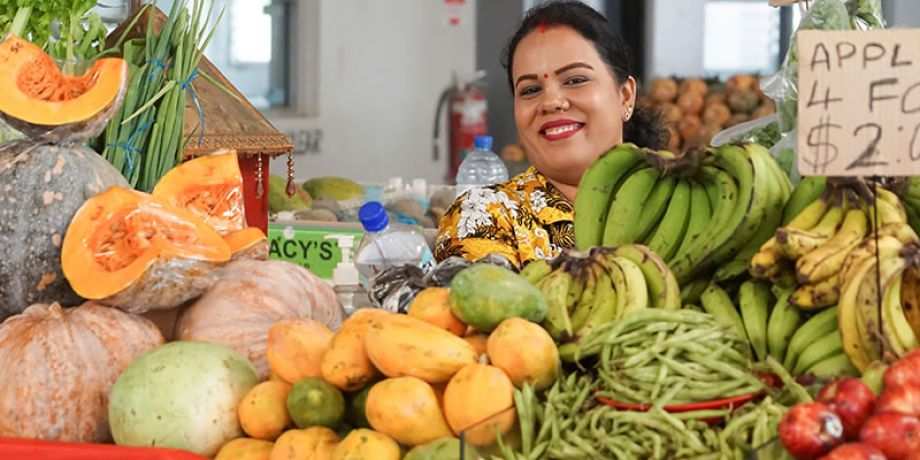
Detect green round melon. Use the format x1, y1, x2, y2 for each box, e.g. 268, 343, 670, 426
404, 437, 479, 460
108, 341, 259, 457
287, 377, 345, 429
449, 264, 547, 332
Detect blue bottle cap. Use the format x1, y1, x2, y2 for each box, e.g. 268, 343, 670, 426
358, 201, 389, 232
474, 135, 493, 151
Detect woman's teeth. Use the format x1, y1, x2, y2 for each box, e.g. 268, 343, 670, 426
545, 124, 581, 136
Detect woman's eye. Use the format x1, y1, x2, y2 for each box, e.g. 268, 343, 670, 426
565, 75, 589, 86
519, 85, 541, 97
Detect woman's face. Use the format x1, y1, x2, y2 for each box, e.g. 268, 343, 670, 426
512, 26, 635, 188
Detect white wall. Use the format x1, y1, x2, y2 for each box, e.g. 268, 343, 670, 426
644, 0, 706, 79
886, 0, 920, 27
269, 0, 476, 185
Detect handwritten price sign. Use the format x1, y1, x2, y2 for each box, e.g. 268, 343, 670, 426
797, 29, 920, 177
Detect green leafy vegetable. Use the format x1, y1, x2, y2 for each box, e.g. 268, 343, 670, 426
0, 0, 106, 71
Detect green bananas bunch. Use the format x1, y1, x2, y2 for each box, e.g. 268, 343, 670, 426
751, 183, 916, 311
697, 280, 772, 363
696, 280, 857, 377
573, 143, 791, 284
898, 176, 920, 233
521, 244, 680, 355
838, 235, 920, 372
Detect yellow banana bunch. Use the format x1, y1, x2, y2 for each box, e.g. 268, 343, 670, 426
524, 245, 682, 362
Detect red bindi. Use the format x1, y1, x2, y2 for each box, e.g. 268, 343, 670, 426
543, 73, 548, 79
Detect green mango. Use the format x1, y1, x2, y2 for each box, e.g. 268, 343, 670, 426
268, 175, 311, 212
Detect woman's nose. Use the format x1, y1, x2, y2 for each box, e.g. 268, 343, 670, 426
540, 85, 568, 114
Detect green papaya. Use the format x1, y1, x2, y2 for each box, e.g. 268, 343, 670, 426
403, 437, 479, 460
449, 264, 547, 332
302, 176, 364, 201
268, 175, 312, 212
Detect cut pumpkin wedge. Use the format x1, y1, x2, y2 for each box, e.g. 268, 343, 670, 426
0, 35, 127, 126
153, 149, 268, 260
225, 227, 269, 261
62, 187, 231, 314
152, 149, 246, 234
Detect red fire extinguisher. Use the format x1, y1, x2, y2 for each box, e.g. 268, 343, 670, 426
433, 70, 488, 184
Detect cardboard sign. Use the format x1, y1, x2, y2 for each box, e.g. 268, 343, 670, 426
267, 224, 364, 279
797, 29, 920, 177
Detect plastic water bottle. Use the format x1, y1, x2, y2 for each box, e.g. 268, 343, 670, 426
355, 201, 434, 288
455, 135, 509, 198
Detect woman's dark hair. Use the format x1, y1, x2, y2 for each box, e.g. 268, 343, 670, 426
502, 0, 667, 150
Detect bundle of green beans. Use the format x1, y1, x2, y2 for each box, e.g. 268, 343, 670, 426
493, 375, 728, 460
719, 397, 792, 460
573, 309, 765, 405
101, 0, 223, 191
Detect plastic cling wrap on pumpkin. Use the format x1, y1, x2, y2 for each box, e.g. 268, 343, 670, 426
0, 35, 128, 143
152, 149, 248, 235
61, 187, 232, 314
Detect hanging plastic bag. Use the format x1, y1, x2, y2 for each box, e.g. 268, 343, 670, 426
761, 0, 851, 135
368, 252, 521, 313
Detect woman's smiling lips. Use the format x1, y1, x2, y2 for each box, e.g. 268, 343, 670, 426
539, 118, 585, 141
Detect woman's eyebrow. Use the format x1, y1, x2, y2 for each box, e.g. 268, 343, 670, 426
515, 74, 539, 87
514, 62, 594, 88
555, 62, 593, 74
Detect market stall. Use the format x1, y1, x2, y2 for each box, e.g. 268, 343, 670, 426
4, 0, 920, 459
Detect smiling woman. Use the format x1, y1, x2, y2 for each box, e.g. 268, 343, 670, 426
435, 0, 667, 267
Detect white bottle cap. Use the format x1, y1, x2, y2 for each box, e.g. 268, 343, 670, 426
387, 177, 404, 192
324, 234, 360, 286
412, 178, 426, 191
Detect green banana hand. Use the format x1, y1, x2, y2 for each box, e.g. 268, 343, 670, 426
574, 144, 644, 249
739, 280, 772, 361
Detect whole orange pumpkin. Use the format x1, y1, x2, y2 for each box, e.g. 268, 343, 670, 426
0, 302, 163, 442
176, 260, 343, 378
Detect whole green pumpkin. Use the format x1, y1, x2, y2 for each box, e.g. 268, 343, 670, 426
0, 143, 127, 318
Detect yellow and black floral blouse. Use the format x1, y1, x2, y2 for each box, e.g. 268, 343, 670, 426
435, 166, 575, 268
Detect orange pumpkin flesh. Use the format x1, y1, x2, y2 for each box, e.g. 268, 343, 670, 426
225, 227, 269, 260
0, 35, 127, 126
152, 150, 246, 235
61, 187, 231, 312
152, 150, 268, 259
